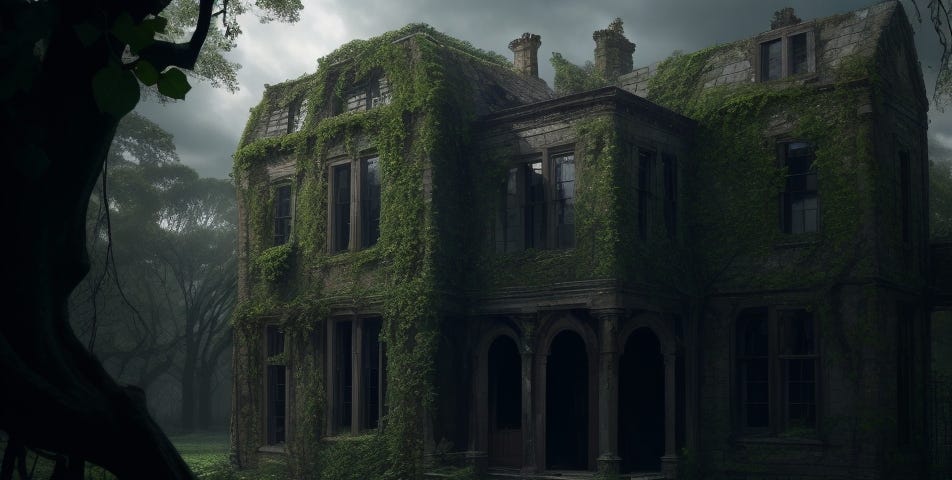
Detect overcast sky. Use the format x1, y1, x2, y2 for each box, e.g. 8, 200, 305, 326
136, 0, 950, 179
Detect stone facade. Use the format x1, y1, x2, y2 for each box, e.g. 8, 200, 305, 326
231, 3, 947, 479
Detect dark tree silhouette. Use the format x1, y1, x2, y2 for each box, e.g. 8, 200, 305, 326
0, 0, 298, 478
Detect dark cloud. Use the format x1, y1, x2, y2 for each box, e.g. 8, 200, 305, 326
138, 0, 950, 179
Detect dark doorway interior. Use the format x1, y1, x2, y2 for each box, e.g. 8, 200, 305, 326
618, 328, 664, 473
546, 330, 588, 470
488, 336, 522, 467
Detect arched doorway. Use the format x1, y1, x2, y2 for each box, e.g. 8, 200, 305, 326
488, 335, 521, 467
618, 328, 664, 473
546, 330, 588, 470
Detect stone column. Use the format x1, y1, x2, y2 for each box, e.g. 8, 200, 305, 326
516, 315, 538, 474
594, 309, 622, 475
660, 351, 678, 479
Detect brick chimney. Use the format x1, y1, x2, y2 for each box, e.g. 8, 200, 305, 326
593, 18, 635, 81
509, 33, 542, 77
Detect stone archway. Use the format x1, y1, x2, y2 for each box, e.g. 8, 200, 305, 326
488, 335, 522, 467
545, 330, 589, 470
618, 327, 665, 473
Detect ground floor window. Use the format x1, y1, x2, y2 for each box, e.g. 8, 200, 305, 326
266, 325, 286, 445
330, 317, 386, 434
736, 307, 817, 435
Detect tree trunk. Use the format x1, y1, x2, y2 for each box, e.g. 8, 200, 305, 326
197, 367, 214, 430
1, 7, 193, 479
181, 356, 196, 432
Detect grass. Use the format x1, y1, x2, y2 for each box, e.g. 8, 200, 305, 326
0, 431, 289, 480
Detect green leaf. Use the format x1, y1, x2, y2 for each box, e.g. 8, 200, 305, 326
73, 23, 101, 47
140, 16, 168, 35
92, 63, 140, 118
134, 60, 159, 86
157, 68, 191, 100
110, 12, 154, 54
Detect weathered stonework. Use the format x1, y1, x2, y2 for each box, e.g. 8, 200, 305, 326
230, 3, 949, 479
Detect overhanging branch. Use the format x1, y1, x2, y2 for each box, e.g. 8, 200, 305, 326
137, 0, 222, 72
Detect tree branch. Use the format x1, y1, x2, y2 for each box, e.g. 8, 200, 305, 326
137, 0, 217, 72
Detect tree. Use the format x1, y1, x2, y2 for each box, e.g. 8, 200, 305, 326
931, 138, 952, 239
70, 113, 237, 432
1, 1, 299, 478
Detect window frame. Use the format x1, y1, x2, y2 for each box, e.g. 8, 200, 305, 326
734, 306, 821, 438
779, 140, 819, 235
755, 25, 816, 83
273, 183, 293, 246
264, 324, 287, 446
326, 315, 387, 435
327, 153, 382, 254
493, 145, 576, 252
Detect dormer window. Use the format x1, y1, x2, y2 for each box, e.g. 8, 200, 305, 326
758, 30, 814, 81
290, 98, 308, 133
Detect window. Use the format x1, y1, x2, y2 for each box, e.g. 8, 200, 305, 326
330, 317, 387, 434
330, 156, 381, 253
274, 184, 292, 246
899, 150, 911, 243
266, 325, 286, 445
780, 141, 818, 234
345, 73, 392, 113
759, 31, 813, 81
736, 308, 818, 434
662, 154, 678, 238
554, 153, 576, 249
290, 98, 308, 133
494, 150, 575, 252
638, 149, 655, 241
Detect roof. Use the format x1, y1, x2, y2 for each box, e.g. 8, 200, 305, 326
618, 1, 902, 98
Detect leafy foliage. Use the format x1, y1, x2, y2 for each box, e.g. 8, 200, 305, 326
550, 52, 606, 95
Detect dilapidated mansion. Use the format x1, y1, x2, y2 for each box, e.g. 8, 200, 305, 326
230, 2, 952, 478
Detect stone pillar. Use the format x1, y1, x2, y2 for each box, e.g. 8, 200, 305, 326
592, 18, 635, 81
509, 33, 542, 78
661, 351, 678, 479
594, 309, 622, 475
516, 315, 538, 474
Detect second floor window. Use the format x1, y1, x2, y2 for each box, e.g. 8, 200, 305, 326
495, 150, 575, 252
759, 31, 813, 82
780, 142, 817, 234
330, 156, 381, 253
274, 184, 292, 245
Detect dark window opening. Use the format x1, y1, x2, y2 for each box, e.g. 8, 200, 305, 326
736, 308, 818, 434
900, 150, 911, 242
781, 142, 818, 234
897, 303, 914, 445
738, 309, 769, 429
554, 153, 576, 249
488, 336, 522, 467
274, 185, 292, 246
335, 321, 353, 431
638, 150, 655, 241
789, 33, 808, 75
780, 310, 816, 431
362, 318, 383, 429
761, 38, 782, 81
525, 161, 546, 248
332, 164, 351, 252
361, 157, 381, 248
267, 365, 286, 444
496, 167, 522, 253
546, 331, 588, 470
266, 325, 286, 445
619, 328, 664, 473
663, 154, 678, 238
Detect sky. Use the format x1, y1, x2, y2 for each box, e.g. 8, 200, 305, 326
135, 0, 951, 179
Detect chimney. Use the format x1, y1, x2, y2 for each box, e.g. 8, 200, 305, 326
593, 18, 635, 81
509, 33, 542, 77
